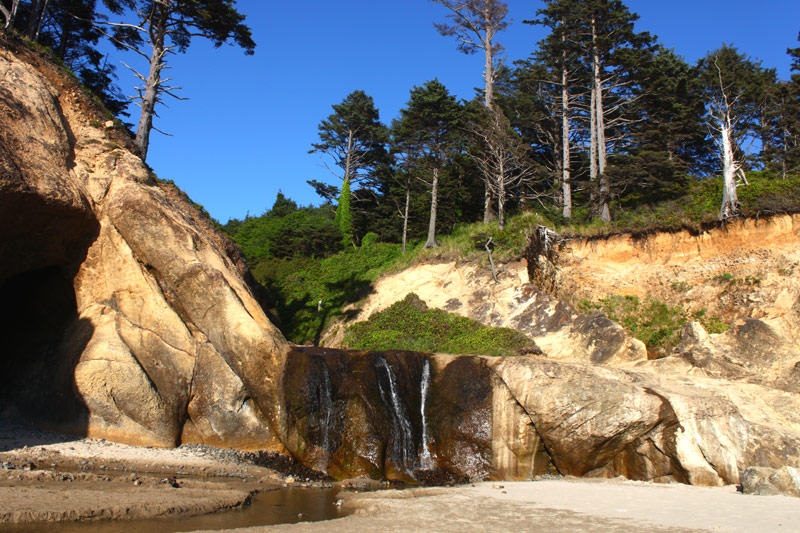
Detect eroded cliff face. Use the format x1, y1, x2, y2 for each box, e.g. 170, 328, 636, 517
0, 41, 288, 449
316, 212, 800, 485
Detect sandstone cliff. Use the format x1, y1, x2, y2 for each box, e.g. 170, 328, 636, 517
0, 40, 288, 449
316, 215, 800, 486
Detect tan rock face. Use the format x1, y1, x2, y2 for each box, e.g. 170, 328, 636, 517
0, 43, 288, 450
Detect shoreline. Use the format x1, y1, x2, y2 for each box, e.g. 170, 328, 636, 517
3, 419, 800, 532
0, 418, 301, 526
221, 479, 800, 533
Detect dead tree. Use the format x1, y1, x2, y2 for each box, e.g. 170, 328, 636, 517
0, 0, 20, 30
432, 0, 509, 223
470, 107, 540, 229
709, 57, 748, 219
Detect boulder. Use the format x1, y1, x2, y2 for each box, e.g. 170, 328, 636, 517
741, 466, 800, 497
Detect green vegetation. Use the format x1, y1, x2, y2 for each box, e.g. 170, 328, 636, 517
252, 239, 403, 344
344, 294, 533, 356
578, 295, 729, 358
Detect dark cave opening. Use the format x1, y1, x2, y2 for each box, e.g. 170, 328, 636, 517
0, 266, 90, 426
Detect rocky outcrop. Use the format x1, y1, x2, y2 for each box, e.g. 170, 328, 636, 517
279, 348, 800, 485
672, 319, 800, 394
0, 41, 288, 449
322, 262, 647, 365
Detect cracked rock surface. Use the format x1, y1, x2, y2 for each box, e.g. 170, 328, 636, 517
0, 42, 288, 450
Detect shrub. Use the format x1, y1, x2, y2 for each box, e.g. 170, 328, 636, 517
344, 294, 534, 356
580, 295, 728, 358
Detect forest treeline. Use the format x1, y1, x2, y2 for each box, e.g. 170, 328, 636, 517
4, 0, 799, 259
225, 0, 800, 262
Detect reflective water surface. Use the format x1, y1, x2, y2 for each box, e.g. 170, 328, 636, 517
3, 487, 346, 533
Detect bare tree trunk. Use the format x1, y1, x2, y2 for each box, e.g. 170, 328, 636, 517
483, 4, 494, 109
344, 130, 355, 184
402, 178, 410, 254
719, 121, 739, 219
497, 157, 506, 229
424, 168, 440, 248
134, 8, 168, 160
482, 6, 497, 225
33, 0, 48, 41
1, 0, 19, 29
560, 37, 572, 219
590, 80, 598, 208
591, 15, 610, 222
483, 182, 494, 223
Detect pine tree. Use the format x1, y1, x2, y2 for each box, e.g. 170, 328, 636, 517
310, 90, 390, 191
431, 0, 510, 223
101, 0, 256, 160
392, 80, 464, 248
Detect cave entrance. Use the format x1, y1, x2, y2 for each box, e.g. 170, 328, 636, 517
0, 266, 89, 427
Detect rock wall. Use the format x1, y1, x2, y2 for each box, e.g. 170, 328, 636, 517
0, 41, 288, 449
280, 348, 800, 485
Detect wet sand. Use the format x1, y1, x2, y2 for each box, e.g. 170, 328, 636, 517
218, 480, 800, 533
0, 418, 292, 526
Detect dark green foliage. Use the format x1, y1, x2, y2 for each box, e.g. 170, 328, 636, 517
11, 0, 130, 116
310, 90, 390, 190
344, 294, 533, 356
391, 79, 466, 247
223, 192, 343, 262
252, 242, 403, 344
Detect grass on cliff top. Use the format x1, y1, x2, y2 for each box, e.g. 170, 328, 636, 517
246, 171, 796, 345
578, 295, 729, 358
343, 293, 534, 356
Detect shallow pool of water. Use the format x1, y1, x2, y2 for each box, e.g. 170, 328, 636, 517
3, 487, 346, 532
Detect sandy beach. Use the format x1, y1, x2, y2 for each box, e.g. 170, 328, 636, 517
3, 418, 800, 532
223, 479, 800, 533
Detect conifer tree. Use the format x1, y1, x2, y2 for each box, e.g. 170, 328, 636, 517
100, 0, 256, 160
392, 80, 463, 248
431, 0, 509, 223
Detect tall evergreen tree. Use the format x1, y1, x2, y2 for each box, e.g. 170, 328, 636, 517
310, 90, 390, 191
101, 0, 256, 160
772, 32, 800, 177
41, 0, 128, 115
431, 0, 510, 223
609, 46, 711, 206
392, 80, 464, 248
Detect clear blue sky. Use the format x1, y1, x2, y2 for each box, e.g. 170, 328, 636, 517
106, 0, 800, 223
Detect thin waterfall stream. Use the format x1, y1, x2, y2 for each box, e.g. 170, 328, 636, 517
418, 358, 433, 470
376, 357, 415, 472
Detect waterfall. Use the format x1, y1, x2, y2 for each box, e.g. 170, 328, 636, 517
418, 358, 433, 470
377, 357, 414, 471
319, 364, 333, 456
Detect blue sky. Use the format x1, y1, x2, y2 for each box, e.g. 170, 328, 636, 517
107, 1, 800, 222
